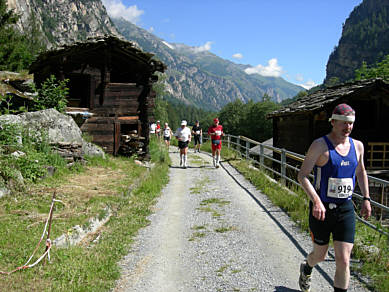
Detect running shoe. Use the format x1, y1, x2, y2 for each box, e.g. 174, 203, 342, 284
298, 261, 311, 292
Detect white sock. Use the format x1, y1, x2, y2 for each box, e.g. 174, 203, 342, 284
217, 155, 220, 163
184, 155, 187, 166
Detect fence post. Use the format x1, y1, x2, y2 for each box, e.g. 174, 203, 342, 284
228, 135, 231, 149
246, 140, 250, 159
237, 137, 241, 155
281, 148, 286, 185
260, 143, 264, 168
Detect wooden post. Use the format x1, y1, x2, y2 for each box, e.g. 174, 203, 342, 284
381, 184, 384, 223
246, 140, 250, 159
281, 149, 286, 185
237, 137, 241, 155
44, 191, 56, 265
227, 135, 230, 149
260, 143, 264, 168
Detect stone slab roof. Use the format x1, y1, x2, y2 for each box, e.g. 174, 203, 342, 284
267, 78, 389, 118
29, 35, 165, 74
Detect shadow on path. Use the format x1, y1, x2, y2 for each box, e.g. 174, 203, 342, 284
220, 161, 334, 287
274, 286, 301, 292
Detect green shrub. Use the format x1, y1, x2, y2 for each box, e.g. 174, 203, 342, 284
33, 75, 69, 113
0, 121, 67, 184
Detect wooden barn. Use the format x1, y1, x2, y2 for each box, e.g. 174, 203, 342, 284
267, 78, 389, 170
29, 36, 165, 156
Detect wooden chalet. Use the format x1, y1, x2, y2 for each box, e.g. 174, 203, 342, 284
267, 78, 389, 170
29, 36, 165, 156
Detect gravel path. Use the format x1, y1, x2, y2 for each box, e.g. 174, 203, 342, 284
113, 148, 369, 292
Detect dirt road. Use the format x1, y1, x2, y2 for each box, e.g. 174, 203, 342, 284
114, 148, 368, 292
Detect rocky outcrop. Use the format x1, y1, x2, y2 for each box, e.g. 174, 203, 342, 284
6, 0, 119, 48
325, 0, 389, 84
0, 108, 105, 157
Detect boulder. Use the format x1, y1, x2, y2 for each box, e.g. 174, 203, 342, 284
0, 109, 104, 158
0, 186, 11, 199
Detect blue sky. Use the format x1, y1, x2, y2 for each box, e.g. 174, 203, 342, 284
102, 0, 363, 89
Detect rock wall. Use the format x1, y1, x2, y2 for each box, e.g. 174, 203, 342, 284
6, 0, 119, 48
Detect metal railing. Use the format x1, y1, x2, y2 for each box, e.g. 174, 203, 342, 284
203, 134, 389, 237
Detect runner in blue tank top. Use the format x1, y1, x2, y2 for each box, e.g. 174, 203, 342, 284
297, 104, 371, 292
314, 135, 358, 204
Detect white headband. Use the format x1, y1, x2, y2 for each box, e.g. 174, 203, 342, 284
329, 114, 355, 122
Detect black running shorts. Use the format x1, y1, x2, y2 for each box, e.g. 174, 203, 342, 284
178, 140, 189, 149
194, 135, 201, 145
309, 200, 355, 245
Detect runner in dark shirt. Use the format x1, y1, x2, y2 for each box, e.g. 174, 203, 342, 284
192, 120, 202, 153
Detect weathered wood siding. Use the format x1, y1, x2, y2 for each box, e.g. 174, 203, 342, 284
274, 114, 311, 155
81, 117, 115, 154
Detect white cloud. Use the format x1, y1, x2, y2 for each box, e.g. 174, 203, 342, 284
102, 1, 144, 24
232, 53, 243, 60
244, 58, 283, 77
148, 27, 154, 33
299, 80, 317, 90
193, 41, 213, 53
295, 74, 304, 82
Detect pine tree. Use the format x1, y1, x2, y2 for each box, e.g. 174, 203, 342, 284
0, 0, 34, 71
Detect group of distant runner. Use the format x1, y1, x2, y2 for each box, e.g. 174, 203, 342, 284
149, 103, 372, 292
149, 118, 223, 169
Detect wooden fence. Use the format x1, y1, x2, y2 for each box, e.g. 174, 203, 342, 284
203, 134, 389, 238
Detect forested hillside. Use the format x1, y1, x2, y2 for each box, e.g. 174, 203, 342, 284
325, 0, 389, 84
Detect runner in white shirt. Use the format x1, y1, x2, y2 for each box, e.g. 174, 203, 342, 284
175, 120, 192, 168
150, 122, 156, 135
163, 123, 173, 150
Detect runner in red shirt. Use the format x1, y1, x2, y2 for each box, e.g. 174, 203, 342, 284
156, 121, 161, 140
208, 118, 224, 168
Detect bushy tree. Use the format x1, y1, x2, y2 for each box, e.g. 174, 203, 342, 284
32, 75, 69, 113
355, 54, 389, 81
0, 0, 33, 71
218, 99, 280, 142
152, 72, 169, 124
219, 99, 246, 134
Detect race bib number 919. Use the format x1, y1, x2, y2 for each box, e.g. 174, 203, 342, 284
327, 177, 353, 199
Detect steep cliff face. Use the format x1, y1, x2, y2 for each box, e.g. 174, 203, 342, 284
7, 0, 119, 48
325, 0, 389, 83
113, 17, 303, 110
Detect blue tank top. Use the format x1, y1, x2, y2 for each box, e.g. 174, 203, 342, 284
313, 136, 358, 203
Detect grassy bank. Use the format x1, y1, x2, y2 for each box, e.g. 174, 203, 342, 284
217, 145, 388, 292
0, 138, 170, 291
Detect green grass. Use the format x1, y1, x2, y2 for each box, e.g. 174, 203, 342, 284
189, 177, 210, 194
0, 138, 171, 291
200, 198, 230, 207
189, 232, 206, 241
197, 206, 222, 218
214, 226, 236, 233
216, 264, 228, 276
192, 225, 207, 230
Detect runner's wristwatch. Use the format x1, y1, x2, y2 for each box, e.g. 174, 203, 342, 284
363, 197, 371, 201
